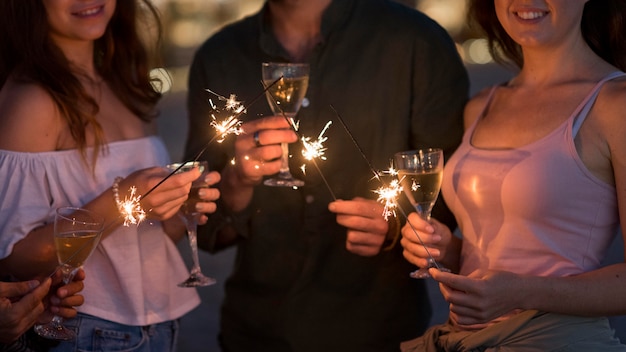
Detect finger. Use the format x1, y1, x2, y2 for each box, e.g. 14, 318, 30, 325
448, 304, 485, 325
30, 278, 51, 301
204, 171, 221, 186
166, 168, 201, 188
346, 230, 385, 247
198, 188, 220, 202
55, 278, 84, 299
399, 234, 441, 260
346, 239, 380, 257
0, 280, 40, 299
404, 213, 435, 234
401, 247, 437, 269
149, 196, 190, 220
195, 201, 217, 214
11, 279, 50, 322
74, 268, 86, 281
337, 215, 387, 236
248, 129, 298, 148
197, 214, 209, 225
50, 305, 80, 320
402, 221, 440, 246
241, 115, 293, 134
431, 270, 476, 294
59, 293, 85, 308
329, 199, 383, 219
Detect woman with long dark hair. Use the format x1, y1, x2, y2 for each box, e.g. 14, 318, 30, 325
0, 1, 220, 350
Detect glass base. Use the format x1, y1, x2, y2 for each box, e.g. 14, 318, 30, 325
33, 323, 76, 341
264, 172, 304, 187
178, 272, 216, 287
409, 264, 451, 279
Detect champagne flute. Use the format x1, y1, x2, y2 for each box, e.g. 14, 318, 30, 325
394, 148, 450, 279
261, 62, 310, 187
166, 161, 216, 287
34, 207, 104, 340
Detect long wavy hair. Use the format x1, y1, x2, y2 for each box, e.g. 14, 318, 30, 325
0, 0, 163, 164
468, 0, 626, 71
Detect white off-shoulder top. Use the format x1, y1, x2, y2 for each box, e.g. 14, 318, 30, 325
0, 136, 200, 326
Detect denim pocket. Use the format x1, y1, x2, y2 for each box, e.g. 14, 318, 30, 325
93, 326, 146, 352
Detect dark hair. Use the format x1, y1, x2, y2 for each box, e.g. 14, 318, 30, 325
468, 0, 626, 71
0, 0, 163, 163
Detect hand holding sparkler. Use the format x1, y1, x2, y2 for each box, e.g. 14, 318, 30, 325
330, 105, 451, 276
328, 197, 390, 257
114, 166, 200, 225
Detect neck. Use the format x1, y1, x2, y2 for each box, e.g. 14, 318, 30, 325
268, 0, 332, 62
51, 36, 98, 80
515, 38, 611, 87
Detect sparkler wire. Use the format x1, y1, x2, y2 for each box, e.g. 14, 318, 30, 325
47, 79, 284, 279
329, 105, 442, 270
309, 158, 337, 201
261, 80, 337, 200
142, 76, 282, 200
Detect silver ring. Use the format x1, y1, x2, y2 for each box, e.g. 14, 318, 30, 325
253, 130, 262, 148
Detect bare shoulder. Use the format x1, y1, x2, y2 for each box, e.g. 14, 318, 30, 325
595, 76, 626, 138
0, 78, 63, 152
463, 86, 494, 129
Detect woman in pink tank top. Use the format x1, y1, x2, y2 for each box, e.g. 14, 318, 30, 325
400, 0, 626, 351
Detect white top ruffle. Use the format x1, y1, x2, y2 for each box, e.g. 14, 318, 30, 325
0, 136, 200, 326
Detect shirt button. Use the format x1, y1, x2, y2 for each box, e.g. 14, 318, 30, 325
305, 195, 315, 204
302, 97, 310, 108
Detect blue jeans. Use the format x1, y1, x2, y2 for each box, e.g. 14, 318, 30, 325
48, 313, 179, 352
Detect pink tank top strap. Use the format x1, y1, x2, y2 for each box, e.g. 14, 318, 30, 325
571, 71, 626, 137
465, 85, 499, 139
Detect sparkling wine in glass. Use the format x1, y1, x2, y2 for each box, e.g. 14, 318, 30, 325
394, 148, 450, 279
166, 161, 216, 287
34, 207, 104, 340
262, 62, 310, 187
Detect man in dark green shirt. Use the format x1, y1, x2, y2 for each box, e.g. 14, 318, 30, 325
185, 0, 468, 350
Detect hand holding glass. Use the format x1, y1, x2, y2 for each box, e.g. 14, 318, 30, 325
261, 62, 309, 187
34, 207, 104, 340
394, 148, 450, 278
166, 161, 216, 287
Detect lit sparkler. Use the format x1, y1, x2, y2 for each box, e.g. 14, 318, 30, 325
372, 164, 403, 220
119, 78, 283, 226
330, 105, 443, 270
259, 78, 336, 198
301, 121, 332, 170
118, 186, 146, 226
299, 121, 336, 200
50, 81, 283, 279
207, 91, 245, 143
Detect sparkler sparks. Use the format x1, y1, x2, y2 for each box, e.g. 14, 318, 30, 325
117, 186, 146, 226
301, 121, 332, 172
373, 178, 403, 220
297, 121, 336, 200
330, 105, 443, 270
207, 91, 245, 143
135, 81, 282, 222
373, 164, 403, 220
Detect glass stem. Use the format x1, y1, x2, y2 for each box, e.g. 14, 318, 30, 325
45, 266, 78, 326
185, 216, 203, 275
278, 142, 291, 175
